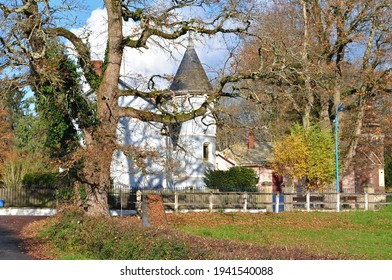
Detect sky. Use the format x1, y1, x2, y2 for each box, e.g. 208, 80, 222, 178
63, 1, 237, 90
18, 0, 238, 109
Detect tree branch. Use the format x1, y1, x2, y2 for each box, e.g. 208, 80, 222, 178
0, 0, 43, 18
118, 102, 208, 124
44, 27, 98, 87
122, 1, 251, 49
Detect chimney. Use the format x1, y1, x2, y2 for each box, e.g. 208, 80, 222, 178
248, 130, 255, 149
91, 60, 103, 77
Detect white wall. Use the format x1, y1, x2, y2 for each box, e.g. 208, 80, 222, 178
111, 94, 216, 190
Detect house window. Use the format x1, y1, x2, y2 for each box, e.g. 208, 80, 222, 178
203, 143, 210, 161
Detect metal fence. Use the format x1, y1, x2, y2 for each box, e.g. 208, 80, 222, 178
0, 188, 57, 208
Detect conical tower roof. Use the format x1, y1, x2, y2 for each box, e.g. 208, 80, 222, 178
170, 42, 213, 94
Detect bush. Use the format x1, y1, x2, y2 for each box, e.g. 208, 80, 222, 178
204, 166, 258, 192
22, 172, 76, 203
1, 152, 28, 188
37, 209, 206, 260
22, 172, 59, 188
1, 151, 54, 188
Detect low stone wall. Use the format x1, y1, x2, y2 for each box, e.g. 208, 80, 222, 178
0, 208, 137, 216
0, 208, 57, 216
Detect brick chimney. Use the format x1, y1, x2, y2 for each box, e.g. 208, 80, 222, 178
248, 130, 255, 149
91, 60, 103, 77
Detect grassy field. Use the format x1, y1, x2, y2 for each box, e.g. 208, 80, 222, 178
167, 206, 392, 259
26, 206, 392, 260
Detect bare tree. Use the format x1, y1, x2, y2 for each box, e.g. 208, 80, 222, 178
0, 0, 266, 215
228, 0, 391, 174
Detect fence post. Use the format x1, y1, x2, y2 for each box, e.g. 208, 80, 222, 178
284, 185, 294, 211
364, 186, 374, 210
275, 192, 280, 213
243, 193, 248, 212
136, 190, 142, 214
306, 191, 310, 212
174, 192, 178, 212
365, 192, 369, 211
262, 183, 273, 212
336, 193, 340, 212
209, 193, 214, 212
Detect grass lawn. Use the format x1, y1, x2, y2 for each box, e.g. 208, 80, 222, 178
167, 206, 392, 259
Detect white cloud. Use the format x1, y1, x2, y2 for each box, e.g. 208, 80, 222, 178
71, 8, 108, 60
71, 7, 236, 90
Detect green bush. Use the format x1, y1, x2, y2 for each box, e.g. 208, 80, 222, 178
204, 166, 258, 192
22, 172, 77, 203
22, 172, 59, 188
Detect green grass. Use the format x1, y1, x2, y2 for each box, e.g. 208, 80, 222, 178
36, 206, 392, 260
169, 206, 392, 259
36, 209, 209, 260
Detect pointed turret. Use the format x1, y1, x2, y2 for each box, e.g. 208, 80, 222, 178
170, 42, 213, 94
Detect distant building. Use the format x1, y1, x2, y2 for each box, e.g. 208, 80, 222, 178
217, 116, 386, 194
343, 99, 386, 193
216, 131, 282, 192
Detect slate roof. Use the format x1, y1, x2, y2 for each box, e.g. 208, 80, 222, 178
170, 42, 213, 94
221, 141, 273, 166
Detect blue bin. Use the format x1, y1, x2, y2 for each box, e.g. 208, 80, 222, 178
0, 200, 4, 208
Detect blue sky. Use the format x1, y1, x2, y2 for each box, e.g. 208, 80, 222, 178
63, 1, 237, 90
74, 1, 104, 25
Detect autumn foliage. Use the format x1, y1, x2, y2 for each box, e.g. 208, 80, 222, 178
0, 100, 14, 182
272, 124, 335, 190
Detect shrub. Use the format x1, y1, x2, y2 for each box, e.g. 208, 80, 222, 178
204, 166, 258, 192
1, 151, 54, 188
1, 152, 28, 188
37, 209, 207, 260
204, 169, 233, 189
22, 172, 77, 204
22, 172, 59, 188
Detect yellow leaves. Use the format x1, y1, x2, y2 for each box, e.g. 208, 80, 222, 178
272, 124, 335, 190
272, 129, 309, 180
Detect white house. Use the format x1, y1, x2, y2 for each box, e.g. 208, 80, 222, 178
110, 43, 216, 190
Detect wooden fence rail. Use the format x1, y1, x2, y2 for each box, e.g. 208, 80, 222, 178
109, 190, 392, 213
1, 187, 391, 213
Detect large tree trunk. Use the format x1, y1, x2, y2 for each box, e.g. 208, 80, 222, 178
80, 130, 116, 216
319, 92, 331, 132
342, 96, 366, 174
76, 0, 124, 216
